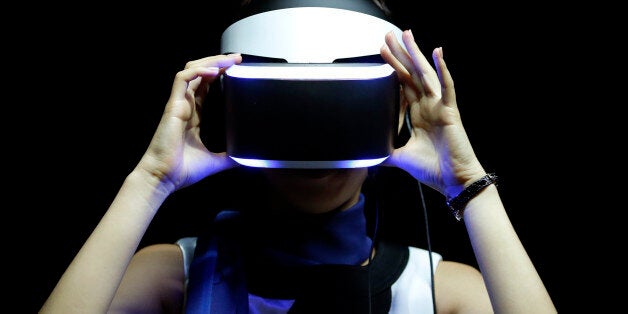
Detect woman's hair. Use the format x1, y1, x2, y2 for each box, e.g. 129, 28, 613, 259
239, 0, 391, 16
372, 0, 391, 16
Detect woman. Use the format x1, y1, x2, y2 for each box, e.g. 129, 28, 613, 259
40, 9, 556, 314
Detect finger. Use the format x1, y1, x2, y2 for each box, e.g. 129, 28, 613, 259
402, 30, 440, 97
184, 53, 242, 70
169, 66, 221, 103
382, 32, 413, 82
185, 54, 243, 103
432, 47, 456, 108
381, 35, 420, 104
396, 90, 409, 134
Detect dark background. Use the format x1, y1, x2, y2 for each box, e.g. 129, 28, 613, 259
9, 1, 595, 312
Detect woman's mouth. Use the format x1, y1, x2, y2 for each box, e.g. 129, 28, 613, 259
274, 169, 339, 179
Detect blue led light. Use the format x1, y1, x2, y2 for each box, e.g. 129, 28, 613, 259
230, 157, 389, 168
225, 64, 394, 80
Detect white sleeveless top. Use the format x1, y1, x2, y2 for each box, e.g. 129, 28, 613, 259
177, 237, 442, 313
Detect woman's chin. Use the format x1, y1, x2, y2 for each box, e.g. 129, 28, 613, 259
261, 168, 368, 213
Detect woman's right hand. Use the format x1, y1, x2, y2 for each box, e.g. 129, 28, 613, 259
135, 54, 242, 194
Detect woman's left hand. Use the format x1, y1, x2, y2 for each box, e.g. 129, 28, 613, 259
380, 30, 485, 198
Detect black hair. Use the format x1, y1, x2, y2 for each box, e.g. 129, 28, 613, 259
239, 0, 391, 16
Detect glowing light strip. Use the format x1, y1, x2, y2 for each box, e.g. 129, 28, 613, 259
230, 157, 389, 168
225, 64, 394, 80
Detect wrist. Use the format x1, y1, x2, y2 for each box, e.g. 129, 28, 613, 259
128, 166, 176, 196
446, 173, 498, 221
444, 169, 488, 200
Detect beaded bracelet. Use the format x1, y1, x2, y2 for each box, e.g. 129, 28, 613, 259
446, 173, 498, 221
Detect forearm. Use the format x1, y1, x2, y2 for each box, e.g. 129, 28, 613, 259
40, 170, 171, 314
463, 185, 556, 313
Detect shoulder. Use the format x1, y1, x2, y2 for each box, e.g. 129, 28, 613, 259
126, 243, 185, 285
434, 260, 493, 313
109, 243, 186, 313
397, 246, 443, 281
389, 246, 442, 313
389, 247, 493, 313
133, 243, 185, 268
407, 246, 443, 266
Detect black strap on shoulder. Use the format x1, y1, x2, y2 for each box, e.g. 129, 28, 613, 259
246, 241, 409, 314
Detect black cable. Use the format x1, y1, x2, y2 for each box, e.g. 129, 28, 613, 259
404, 113, 437, 314
417, 181, 436, 314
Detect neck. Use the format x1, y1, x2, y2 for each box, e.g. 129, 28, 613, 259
243, 194, 372, 266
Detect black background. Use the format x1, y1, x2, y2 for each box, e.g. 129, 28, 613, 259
9, 1, 595, 312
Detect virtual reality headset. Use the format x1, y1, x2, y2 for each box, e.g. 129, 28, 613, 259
221, 0, 404, 169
